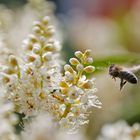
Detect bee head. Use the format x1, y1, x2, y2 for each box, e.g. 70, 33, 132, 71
109, 64, 115, 73
109, 64, 119, 77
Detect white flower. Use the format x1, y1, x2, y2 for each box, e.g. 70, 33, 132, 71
0, 13, 101, 133
68, 86, 80, 99
0, 100, 19, 140
0, 16, 63, 118
22, 113, 85, 140
58, 50, 101, 132
97, 121, 140, 140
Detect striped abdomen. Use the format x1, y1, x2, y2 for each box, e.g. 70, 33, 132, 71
119, 71, 138, 84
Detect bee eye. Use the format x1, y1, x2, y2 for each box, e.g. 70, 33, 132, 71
109, 64, 115, 70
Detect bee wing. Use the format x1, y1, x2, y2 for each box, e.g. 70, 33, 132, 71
127, 65, 140, 73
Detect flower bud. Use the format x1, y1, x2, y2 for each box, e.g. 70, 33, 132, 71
65, 71, 74, 82
46, 26, 55, 37
43, 52, 52, 61
81, 81, 92, 89
69, 58, 79, 65
8, 55, 18, 66
86, 57, 93, 64
22, 40, 33, 51
64, 64, 74, 73
27, 55, 36, 62
32, 47, 40, 54
29, 34, 37, 43
42, 16, 50, 25
32, 26, 41, 34
33, 21, 42, 27
2, 74, 10, 84
84, 66, 95, 73
84, 50, 92, 57
76, 64, 84, 71
40, 36, 46, 43
43, 43, 54, 51
59, 81, 68, 88
75, 51, 83, 58
3, 68, 14, 75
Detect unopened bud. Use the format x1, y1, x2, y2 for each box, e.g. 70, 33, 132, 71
43, 52, 52, 61
3, 68, 14, 74
76, 64, 84, 71
22, 40, 33, 51
32, 26, 41, 34
42, 16, 50, 25
65, 71, 74, 82
2, 74, 10, 84
27, 55, 36, 62
64, 64, 74, 73
86, 57, 93, 64
40, 36, 46, 42
32, 44, 41, 54
43, 43, 54, 51
84, 66, 95, 73
84, 50, 92, 57
69, 58, 79, 65
75, 51, 83, 58
81, 81, 92, 89
33, 21, 42, 27
8, 55, 18, 66
46, 26, 55, 37
33, 47, 40, 54
29, 34, 37, 43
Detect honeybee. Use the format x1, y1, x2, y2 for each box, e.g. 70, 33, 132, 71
109, 64, 138, 90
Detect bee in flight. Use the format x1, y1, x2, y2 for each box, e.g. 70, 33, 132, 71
109, 64, 138, 90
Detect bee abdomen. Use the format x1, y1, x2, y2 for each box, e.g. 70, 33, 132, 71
120, 71, 138, 84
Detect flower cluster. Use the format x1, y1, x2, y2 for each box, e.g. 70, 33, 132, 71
0, 16, 62, 117
0, 15, 101, 132
0, 100, 18, 140
97, 121, 140, 140
58, 50, 102, 132
0, 0, 58, 67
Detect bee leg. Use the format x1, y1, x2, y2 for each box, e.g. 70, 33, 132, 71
120, 79, 127, 90
120, 79, 124, 90
113, 77, 116, 81
112, 76, 116, 81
